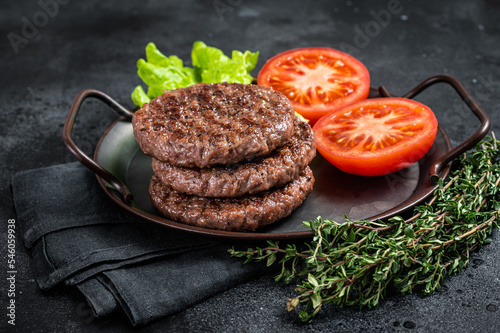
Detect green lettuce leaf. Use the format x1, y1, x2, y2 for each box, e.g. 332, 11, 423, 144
191, 41, 258, 84
131, 41, 259, 107
131, 85, 150, 107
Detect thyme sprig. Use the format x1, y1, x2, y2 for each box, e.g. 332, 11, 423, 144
229, 136, 500, 322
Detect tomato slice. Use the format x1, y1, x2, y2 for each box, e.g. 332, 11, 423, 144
312, 98, 438, 177
257, 47, 370, 123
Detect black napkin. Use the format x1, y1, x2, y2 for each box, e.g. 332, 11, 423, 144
12, 162, 268, 326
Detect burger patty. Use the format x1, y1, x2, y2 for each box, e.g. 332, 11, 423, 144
149, 167, 315, 231
151, 119, 316, 197
132, 82, 295, 168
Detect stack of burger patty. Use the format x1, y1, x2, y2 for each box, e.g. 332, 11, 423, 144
132, 82, 316, 231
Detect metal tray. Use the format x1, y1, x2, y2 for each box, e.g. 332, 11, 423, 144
62, 75, 490, 240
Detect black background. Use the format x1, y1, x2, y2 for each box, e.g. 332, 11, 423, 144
1, 0, 500, 332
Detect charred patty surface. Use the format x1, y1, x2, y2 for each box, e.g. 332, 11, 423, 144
132, 82, 295, 168
152, 119, 316, 197
149, 167, 315, 231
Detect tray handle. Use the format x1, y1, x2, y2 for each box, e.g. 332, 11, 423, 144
62, 89, 135, 204
378, 74, 491, 183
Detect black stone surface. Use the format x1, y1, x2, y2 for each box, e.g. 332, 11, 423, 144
1, 0, 500, 332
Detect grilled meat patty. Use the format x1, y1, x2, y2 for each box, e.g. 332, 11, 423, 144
132, 82, 295, 168
151, 119, 316, 197
149, 167, 315, 231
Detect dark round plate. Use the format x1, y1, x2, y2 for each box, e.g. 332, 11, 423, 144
65, 76, 489, 240
94, 119, 451, 240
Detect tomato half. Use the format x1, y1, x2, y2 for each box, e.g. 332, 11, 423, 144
257, 47, 370, 123
313, 98, 438, 177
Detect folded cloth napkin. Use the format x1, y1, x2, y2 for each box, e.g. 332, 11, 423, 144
12, 162, 269, 326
